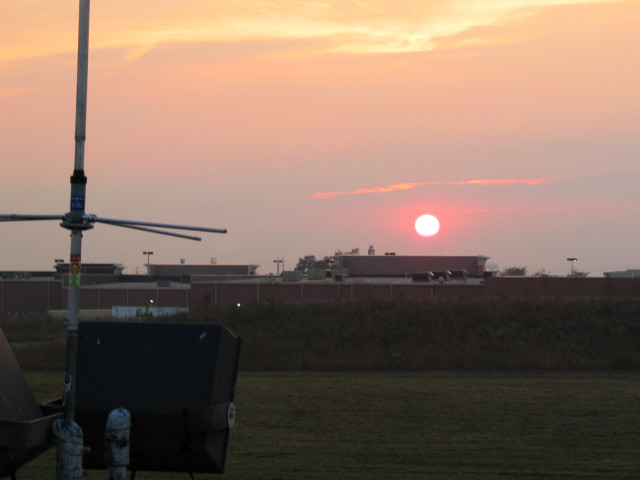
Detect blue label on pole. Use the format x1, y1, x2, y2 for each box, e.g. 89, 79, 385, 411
71, 195, 85, 211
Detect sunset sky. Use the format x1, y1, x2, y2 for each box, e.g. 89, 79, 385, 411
1, 0, 639, 276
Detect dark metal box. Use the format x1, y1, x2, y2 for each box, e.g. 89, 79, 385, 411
66, 322, 240, 474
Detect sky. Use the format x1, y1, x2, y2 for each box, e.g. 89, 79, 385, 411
1, 0, 639, 276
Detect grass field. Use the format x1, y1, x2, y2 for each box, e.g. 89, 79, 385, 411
7, 297, 640, 371
18, 370, 640, 479
4, 298, 640, 478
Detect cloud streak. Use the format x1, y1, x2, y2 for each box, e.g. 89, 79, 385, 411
102, 0, 620, 60
310, 177, 559, 199
431, 177, 557, 186
310, 182, 425, 200
2, 0, 620, 63
0, 87, 36, 101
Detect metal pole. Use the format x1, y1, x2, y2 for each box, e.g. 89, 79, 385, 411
143, 251, 153, 275
64, 0, 91, 426
273, 257, 284, 275
74, 0, 89, 173
567, 258, 577, 278
55, 2, 91, 478
64, 234, 83, 421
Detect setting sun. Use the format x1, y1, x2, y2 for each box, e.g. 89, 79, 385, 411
415, 214, 440, 237
0, 1, 638, 276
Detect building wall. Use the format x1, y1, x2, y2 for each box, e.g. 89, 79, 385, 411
3, 277, 640, 318
604, 269, 640, 278
149, 264, 257, 277
96, 289, 129, 309
483, 277, 640, 298
1, 281, 61, 317
334, 255, 488, 277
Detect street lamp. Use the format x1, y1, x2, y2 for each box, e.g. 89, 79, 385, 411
567, 257, 577, 277
143, 251, 154, 276
273, 257, 284, 275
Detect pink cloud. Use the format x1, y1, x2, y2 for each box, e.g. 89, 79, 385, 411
310, 177, 559, 199
433, 177, 557, 186
0, 87, 36, 101
310, 182, 425, 199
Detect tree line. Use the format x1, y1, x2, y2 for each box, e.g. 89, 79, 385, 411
499, 266, 589, 277
294, 255, 332, 273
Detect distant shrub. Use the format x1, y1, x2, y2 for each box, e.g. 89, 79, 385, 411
190, 297, 640, 371
4, 298, 640, 371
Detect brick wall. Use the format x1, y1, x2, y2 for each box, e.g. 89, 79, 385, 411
3, 277, 640, 318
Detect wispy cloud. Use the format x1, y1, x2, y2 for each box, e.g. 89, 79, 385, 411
131, 1, 624, 58
2, 0, 619, 63
0, 87, 36, 101
309, 177, 559, 199
431, 177, 556, 186
310, 182, 425, 200
104, 0, 610, 60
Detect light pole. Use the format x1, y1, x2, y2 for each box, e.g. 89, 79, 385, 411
567, 257, 577, 277
273, 257, 284, 275
143, 251, 154, 276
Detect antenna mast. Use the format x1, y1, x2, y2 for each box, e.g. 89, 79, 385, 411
1, 2, 226, 478
60, 0, 91, 427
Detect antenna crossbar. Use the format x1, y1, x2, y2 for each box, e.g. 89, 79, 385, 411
1, 214, 227, 239
100, 222, 203, 241
0, 214, 65, 222
88, 215, 227, 234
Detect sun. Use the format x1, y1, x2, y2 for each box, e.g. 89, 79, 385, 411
415, 214, 440, 237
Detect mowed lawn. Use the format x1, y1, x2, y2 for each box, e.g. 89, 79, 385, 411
20, 371, 640, 479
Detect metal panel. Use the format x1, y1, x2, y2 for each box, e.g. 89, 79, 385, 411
0, 329, 41, 424
71, 321, 240, 474
76, 322, 238, 408
0, 328, 61, 478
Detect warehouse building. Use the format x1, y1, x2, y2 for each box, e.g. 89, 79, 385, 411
331, 253, 489, 278
148, 263, 258, 277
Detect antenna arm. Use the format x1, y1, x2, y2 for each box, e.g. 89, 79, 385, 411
96, 221, 203, 241
86, 215, 227, 234
0, 214, 66, 222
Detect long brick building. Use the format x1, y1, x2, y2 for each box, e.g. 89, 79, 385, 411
2, 273, 640, 319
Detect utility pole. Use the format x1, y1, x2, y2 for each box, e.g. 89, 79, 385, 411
143, 251, 154, 275
567, 258, 577, 277
273, 257, 284, 275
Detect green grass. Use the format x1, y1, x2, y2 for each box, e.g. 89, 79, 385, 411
4, 297, 640, 371
5, 298, 640, 478
19, 371, 640, 479
195, 297, 640, 370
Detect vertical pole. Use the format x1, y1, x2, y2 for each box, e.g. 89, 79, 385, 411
74, 0, 90, 175
55, 2, 91, 479
64, 0, 91, 426
64, 233, 83, 421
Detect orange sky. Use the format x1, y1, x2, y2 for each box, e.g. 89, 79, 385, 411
1, 1, 639, 276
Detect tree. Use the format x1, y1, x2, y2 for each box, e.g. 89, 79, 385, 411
295, 255, 332, 273
569, 270, 590, 278
295, 255, 316, 273
499, 266, 527, 276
